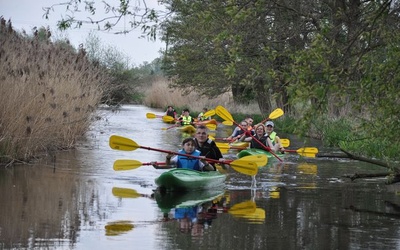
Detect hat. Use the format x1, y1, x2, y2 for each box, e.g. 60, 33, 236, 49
265, 121, 274, 127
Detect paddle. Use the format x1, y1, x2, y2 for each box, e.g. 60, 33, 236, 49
214, 138, 290, 149
109, 135, 260, 176
283, 147, 319, 158
112, 187, 148, 198
161, 123, 180, 130
260, 108, 284, 124
215, 106, 283, 162
146, 113, 176, 123
113, 154, 267, 172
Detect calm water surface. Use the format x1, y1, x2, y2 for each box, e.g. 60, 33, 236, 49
1, 105, 400, 250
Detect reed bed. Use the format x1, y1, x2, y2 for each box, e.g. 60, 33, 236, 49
0, 19, 108, 163
142, 77, 260, 115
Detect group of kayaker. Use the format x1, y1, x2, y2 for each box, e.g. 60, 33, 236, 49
164, 106, 212, 126
158, 106, 284, 171
224, 118, 285, 153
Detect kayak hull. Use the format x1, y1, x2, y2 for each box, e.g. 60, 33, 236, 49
155, 169, 226, 192
237, 148, 285, 159
154, 189, 225, 211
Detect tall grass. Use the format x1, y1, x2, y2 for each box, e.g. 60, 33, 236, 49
142, 77, 260, 115
0, 19, 108, 163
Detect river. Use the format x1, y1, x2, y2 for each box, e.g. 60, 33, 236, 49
1, 105, 400, 250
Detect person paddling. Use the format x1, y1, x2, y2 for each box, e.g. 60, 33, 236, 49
177, 109, 194, 126
242, 123, 269, 149
156, 137, 214, 171
194, 125, 223, 170
265, 121, 285, 153
165, 105, 177, 119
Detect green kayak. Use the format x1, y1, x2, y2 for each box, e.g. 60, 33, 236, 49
155, 169, 226, 192
237, 148, 285, 160
154, 189, 225, 211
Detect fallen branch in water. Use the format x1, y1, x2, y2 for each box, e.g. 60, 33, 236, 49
339, 148, 400, 184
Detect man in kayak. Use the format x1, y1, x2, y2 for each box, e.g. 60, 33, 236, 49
265, 121, 285, 153
163, 137, 214, 171
194, 125, 223, 170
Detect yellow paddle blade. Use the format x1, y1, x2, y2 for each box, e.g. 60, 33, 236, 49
146, 113, 157, 119
241, 155, 268, 167
229, 158, 258, 176
105, 221, 134, 236
222, 121, 233, 126
297, 163, 318, 174
203, 109, 216, 117
113, 159, 143, 171
228, 200, 256, 215
112, 187, 142, 198
206, 124, 217, 130
216, 105, 234, 122
280, 138, 290, 147
215, 142, 230, 149
297, 147, 318, 154
269, 108, 284, 119
109, 135, 139, 151
162, 115, 175, 123
208, 135, 215, 140
219, 148, 229, 154
241, 208, 266, 223
298, 152, 317, 158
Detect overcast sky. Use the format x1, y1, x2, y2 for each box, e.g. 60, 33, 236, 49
1, 0, 165, 65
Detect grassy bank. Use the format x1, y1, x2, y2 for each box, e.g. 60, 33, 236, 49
0, 19, 108, 164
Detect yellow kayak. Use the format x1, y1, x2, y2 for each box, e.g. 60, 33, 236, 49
177, 125, 196, 134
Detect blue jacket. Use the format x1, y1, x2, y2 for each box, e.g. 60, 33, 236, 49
176, 149, 202, 171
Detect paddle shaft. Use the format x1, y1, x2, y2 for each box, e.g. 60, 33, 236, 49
137, 145, 232, 165
236, 127, 283, 162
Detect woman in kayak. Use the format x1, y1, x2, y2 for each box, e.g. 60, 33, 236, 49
242, 123, 269, 149
164, 137, 214, 171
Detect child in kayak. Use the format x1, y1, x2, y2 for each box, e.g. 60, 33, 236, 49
265, 121, 285, 153
154, 137, 214, 171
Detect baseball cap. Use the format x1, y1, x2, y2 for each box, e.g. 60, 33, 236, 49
265, 121, 274, 127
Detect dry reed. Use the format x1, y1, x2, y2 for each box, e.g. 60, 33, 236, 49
0, 19, 108, 163
142, 77, 260, 114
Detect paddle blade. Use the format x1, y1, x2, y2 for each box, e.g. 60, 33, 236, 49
215, 142, 230, 149
297, 147, 319, 154
162, 115, 175, 123
241, 155, 268, 167
112, 187, 142, 198
113, 159, 143, 171
109, 135, 140, 151
203, 109, 216, 118
229, 159, 258, 176
206, 124, 217, 130
228, 200, 256, 215
105, 221, 134, 236
216, 105, 234, 122
280, 138, 290, 147
269, 108, 284, 120
222, 121, 233, 126
146, 113, 157, 119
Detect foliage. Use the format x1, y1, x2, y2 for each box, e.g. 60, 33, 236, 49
44, 0, 400, 163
